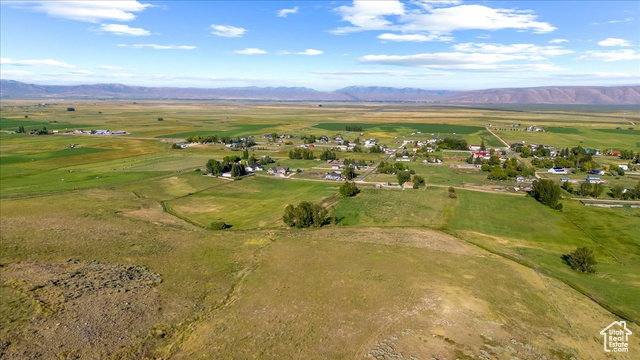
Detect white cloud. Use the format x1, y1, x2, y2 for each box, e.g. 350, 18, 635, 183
211, 24, 247, 37
574, 49, 640, 62
117, 44, 196, 50
277, 6, 299, 17
332, 0, 405, 34
97, 65, 124, 71
98, 23, 150, 36
1, 57, 75, 68
378, 33, 453, 42
401, 5, 556, 34
333, 2, 556, 38
312, 69, 450, 77
549, 38, 568, 44
0, 70, 34, 77
68, 70, 93, 75
358, 52, 564, 72
597, 38, 632, 47
549, 72, 640, 81
591, 17, 634, 25
452, 43, 573, 57
297, 49, 323, 56
234, 48, 267, 55
17, 1, 152, 23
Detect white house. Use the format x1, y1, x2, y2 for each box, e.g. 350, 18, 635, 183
586, 175, 602, 184
619, 164, 629, 171
325, 172, 342, 181
547, 167, 568, 175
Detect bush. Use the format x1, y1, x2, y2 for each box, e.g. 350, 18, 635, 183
563, 247, 597, 273
530, 179, 562, 210
282, 201, 329, 228
339, 181, 360, 197
448, 186, 457, 198
210, 221, 227, 230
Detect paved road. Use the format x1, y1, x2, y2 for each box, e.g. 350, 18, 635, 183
356, 141, 409, 182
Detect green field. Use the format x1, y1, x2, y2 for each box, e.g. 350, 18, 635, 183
1, 100, 639, 359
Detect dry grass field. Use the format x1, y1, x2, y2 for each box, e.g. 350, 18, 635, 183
1, 100, 639, 359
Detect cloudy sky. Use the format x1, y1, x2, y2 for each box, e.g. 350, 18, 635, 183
1, 0, 639, 90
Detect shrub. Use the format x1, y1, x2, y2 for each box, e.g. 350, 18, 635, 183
563, 247, 597, 273
210, 221, 227, 230
339, 181, 360, 197
282, 201, 329, 228
530, 179, 562, 210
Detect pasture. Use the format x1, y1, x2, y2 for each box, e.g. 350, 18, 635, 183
1, 99, 639, 359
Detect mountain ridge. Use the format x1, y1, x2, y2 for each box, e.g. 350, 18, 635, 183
1, 80, 639, 104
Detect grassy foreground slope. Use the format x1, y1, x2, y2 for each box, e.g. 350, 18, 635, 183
450, 190, 640, 322
2, 189, 637, 359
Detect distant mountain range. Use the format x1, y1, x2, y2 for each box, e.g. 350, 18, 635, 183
1, 80, 639, 104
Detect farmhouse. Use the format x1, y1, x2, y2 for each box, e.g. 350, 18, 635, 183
395, 156, 410, 162
469, 145, 482, 151
560, 177, 570, 183
325, 172, 342, 181
586, 175, 602, 184
268, 166, 290, 175
402, 182, 414, 189
588, 169, 605, 175
618, 164, 629, 171
548, 167, 568, 175
364, 139, 377, 148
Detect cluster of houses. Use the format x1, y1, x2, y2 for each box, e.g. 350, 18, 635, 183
74, 129, 127, 135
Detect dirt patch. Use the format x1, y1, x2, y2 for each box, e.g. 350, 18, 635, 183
0, 259, 163, 359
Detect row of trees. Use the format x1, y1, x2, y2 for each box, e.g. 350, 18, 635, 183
289, 148, 314, 160
319, 149, 338, 161
437, 137, 468, 150
345, 125, 363, 132
206, 159, 246, 177
618, 149, 638, 160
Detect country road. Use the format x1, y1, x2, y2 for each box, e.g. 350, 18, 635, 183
357, 141, 409, 182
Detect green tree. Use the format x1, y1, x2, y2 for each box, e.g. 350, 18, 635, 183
530, 179, 562, 210
561, 180, 573, 193
412, 175, 425, 186
344, 166, 356, 180
590, 183, 604, 198
480, 140, 486, 151
231, 163, 245, 177
563, 247, 597, 273
611, 185, 624, 199
579, 182, 592, 197
339, 181, 360, 197
206, 159, 223, 176
397, 171, 411, 185
210, 221, 227, 230
282, 201, 329, 228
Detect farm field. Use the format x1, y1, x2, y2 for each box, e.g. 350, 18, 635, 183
1, 100, 639, 359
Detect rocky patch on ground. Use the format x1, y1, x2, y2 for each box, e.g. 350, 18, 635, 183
0, 259, 163, 359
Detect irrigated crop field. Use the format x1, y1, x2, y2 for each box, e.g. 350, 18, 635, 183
1, 100, 639, 359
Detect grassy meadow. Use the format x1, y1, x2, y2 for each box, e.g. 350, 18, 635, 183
1, 100, 639, 359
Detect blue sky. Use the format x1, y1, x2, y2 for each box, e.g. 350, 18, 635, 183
1, 1, 639, 90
